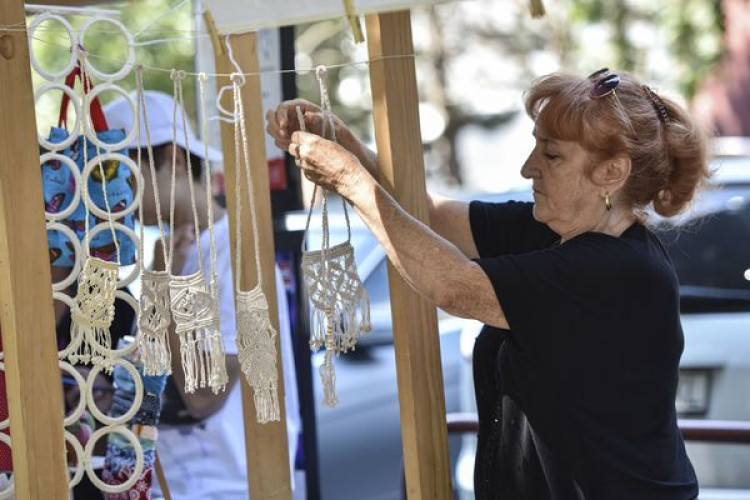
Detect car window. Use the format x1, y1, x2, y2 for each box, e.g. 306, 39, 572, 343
658, 203, 750, 292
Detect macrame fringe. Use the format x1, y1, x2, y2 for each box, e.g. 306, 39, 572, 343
253, 382, 281, 424
69, 322, 112, 368
308, 290, 371, 353
235, 289, 282, 424
138, 330, 172, 377
178, 325, 227, 395
320, 350, 339, 408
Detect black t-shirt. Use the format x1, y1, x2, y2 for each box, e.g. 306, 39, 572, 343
470, 200, 698, 500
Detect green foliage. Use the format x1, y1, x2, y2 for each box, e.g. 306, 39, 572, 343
29, 0, 196, 135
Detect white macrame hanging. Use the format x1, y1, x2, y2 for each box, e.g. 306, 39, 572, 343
300, 66, 371, 407
229, 73, 281, 423
134, 66, 173, 376
69, 55, 120, 370
167, 69, 227, 395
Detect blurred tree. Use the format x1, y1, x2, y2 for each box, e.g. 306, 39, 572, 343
295, 0, 725, 187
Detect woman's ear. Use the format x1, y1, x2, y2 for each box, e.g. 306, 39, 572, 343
593, 155, 631, 192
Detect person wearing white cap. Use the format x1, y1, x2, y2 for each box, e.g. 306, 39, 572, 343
104, 91, 300, 499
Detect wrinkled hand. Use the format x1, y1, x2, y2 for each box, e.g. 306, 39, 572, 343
266, 99, 331, 152
289, 131, 368, 199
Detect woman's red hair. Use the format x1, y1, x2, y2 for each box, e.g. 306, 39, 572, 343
524, 72, 710, 217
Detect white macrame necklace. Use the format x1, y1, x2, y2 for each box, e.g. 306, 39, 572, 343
229, 73, 281, 423
167, 70, 227, 394
300, 66, 371, 407
134, 66, 173, 376
69, 56, 120, 370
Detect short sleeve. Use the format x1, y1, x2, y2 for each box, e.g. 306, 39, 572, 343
469, 201, 558, 258
474, 235, 627, 357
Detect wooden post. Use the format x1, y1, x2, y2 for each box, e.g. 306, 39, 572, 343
212, 32, 292, 500
366, 10, 452, 499
0, 2, 69, 498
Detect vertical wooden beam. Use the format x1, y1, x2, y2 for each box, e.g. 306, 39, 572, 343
366, 11, 452, 499
0, 2, 69, 499
212, 32, 292, 500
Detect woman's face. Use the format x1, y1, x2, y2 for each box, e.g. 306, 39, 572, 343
520, 129, 603, 236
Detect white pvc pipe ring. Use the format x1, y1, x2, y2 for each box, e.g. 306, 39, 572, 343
85, 355, 142, 426
79, 17, 135, 82
60, 361, 87, 427
83, 425, 143, 493
27, 13, 78, 82
40, 153, 82, 221
82, 222, 141, 288
35, 83, 81, 152
65, 430, 85, 488
81, 152, 141, 221
82, 85, 137, 152
47, 222, 82, 292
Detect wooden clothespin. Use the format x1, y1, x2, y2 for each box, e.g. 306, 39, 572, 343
203, 9, 225, 56
529, 0, 546, 18
343, 0, 364, 44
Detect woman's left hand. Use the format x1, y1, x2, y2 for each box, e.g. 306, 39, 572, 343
289, 131, 369, 199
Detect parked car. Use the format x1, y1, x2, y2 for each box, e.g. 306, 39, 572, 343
455, 138, 750, 500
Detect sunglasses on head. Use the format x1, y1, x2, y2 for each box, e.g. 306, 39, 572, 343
588, 68, 621, 99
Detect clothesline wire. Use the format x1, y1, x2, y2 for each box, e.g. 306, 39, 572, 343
2, 25, 211, 35
26, 33, 416, 79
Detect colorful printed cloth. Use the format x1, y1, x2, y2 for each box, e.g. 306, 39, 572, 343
103, 349, 167, 499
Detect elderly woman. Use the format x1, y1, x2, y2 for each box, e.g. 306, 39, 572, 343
267, 69, 708, 499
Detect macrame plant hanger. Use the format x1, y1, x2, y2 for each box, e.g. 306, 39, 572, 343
300, 66, 371, 407
167, 69, 227, 395
230, 73, 281, 423
69, 54, 121, 370
135, 65, 173, 376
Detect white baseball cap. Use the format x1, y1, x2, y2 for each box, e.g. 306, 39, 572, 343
103, 90, 223, 164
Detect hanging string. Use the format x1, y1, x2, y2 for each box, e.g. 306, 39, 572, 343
173, 70, 205, 268
198, 72, 219, 304
21, 30, 416, 78
232, 74, 264, 290
80, 52, 121, 264
135, 65, 169, 270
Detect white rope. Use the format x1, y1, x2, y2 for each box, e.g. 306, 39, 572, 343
233, 76, 264, 291
173, 70, 205, 267
135, 65, 169, 269
198, 72, 219, 306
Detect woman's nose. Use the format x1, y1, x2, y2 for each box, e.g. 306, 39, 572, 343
520, 156, 538, 180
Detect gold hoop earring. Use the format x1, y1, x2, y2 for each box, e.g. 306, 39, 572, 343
604, 193, 612, 211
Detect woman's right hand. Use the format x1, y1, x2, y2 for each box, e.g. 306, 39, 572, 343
266, 99, 378, 175
266, 99, 327, 152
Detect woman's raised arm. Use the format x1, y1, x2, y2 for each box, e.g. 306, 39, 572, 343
266, 101, 479, 258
